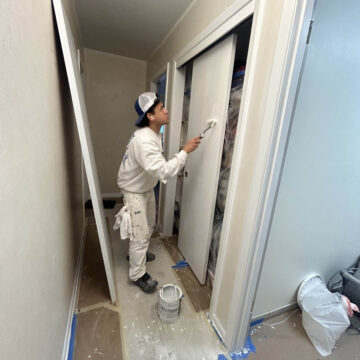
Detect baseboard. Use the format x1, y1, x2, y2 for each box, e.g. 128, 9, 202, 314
61, 218, 87, 360
156, 221, 164, 235
208, 312, 226, 345
251, 302, 298, 321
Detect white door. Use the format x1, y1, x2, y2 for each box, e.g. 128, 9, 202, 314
178, 35, 236, 284
53, 0, 117, 302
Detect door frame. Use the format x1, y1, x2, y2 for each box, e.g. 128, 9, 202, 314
161, 0, 255, 237
150, 62, 171, 232
161, 0, 315, 352
216, 0, 316, 350
53, 0, 117, 303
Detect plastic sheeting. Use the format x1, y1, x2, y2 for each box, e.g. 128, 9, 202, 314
297, 275, 350, 357
208, 70, 244, 275
173, 66, 245, 278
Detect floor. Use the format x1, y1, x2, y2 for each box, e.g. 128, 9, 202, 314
109, 203, 227, 360
73, 215, 123, 360
73, 204, 360, 360
248, 310, 360, 360
161, 235, 212, 312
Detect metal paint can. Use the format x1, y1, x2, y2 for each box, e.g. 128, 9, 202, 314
158, 284, 183, 323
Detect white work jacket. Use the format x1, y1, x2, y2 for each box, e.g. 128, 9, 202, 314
117, 126, 187, 193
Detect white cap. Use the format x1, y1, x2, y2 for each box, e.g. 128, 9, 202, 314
135, 92, 158, 126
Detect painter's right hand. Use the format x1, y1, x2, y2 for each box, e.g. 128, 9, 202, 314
183, 136, 201, 154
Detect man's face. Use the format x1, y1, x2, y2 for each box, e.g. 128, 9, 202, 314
151, 102, 169, 126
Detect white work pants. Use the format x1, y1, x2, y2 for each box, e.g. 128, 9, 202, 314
121, 189, 156, 281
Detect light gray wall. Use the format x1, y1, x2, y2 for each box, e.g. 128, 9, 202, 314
0, 0, 84, 359
84, 49, 146, 194
253, 0, 360, 318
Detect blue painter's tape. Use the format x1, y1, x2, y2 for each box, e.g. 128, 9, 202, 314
250, 318, 264, 327
218, 336, 256, 360
229, 336, 256, 359
67, 314, 77, 360
206, 312, 225, 346
171, 260, 189, 269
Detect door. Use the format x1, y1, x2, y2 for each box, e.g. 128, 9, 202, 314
53, 0, 117, 302
178, 35, 237, 284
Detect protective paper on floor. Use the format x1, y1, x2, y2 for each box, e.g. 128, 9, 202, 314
74, 306, 123, 360
110, 204, 226, 359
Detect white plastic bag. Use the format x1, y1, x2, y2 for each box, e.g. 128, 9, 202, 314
297, 275, 350, 357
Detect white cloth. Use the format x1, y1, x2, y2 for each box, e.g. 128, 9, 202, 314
113, 205, 132, 240
117, 127, 187, 193
121, 189, 156, 281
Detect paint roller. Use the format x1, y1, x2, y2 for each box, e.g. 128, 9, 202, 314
199, 119, 217, 138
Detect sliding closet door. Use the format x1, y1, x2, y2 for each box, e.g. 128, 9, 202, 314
178, 35, 236, 284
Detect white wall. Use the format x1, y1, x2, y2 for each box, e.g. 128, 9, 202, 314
253, 0, 360, 318
147, 0, 238, 83
84, 49, 146, 194
0, 0, 84, 359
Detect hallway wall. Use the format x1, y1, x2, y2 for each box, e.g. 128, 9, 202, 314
84, 49, 146, 195
0, 1, 84, 359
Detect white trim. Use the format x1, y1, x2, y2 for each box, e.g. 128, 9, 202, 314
207, 0, 260, 338
164, 62, 171, 112
147, 0, 199, 61
161, 64, 186, 236
158, 63, 171, 230
233, 0, 315, 349
150, 63, 172, 231
175, 0, 254, 68
61, 220, 87, 360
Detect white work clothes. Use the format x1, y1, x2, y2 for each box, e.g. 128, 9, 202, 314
117, 127, 187, 193
122, 189, 156, 281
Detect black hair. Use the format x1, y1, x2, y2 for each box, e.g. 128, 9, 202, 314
136, 99, 160, 128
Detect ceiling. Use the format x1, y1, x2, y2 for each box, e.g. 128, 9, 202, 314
74, 0, 194, 60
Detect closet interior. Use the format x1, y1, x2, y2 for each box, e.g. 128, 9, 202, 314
172, 16, 253, 289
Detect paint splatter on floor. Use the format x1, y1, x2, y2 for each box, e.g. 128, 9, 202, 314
218, 336, 256, 360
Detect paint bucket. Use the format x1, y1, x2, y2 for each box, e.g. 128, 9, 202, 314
158, 284, 183, 323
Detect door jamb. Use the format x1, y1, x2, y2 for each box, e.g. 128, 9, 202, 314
222, 0, 316, 350
150, 63, 171, 232
53, 0, 117, 303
